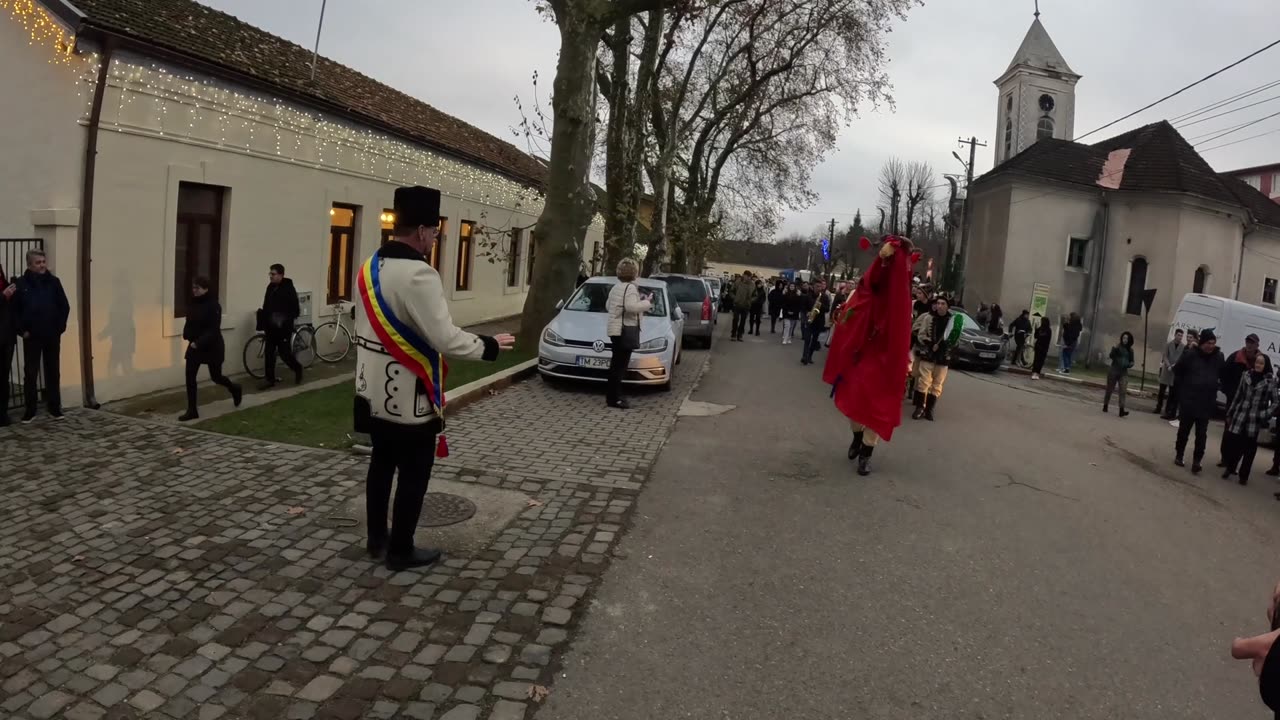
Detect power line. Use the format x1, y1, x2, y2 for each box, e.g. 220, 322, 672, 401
1076, 38, 1280, 141
1199, 125, 1280, 153
1186, 115, 1265, 143
1169, 78, 1280, 124
1193, 108, 1280, 146
1176, 92, 1280, 129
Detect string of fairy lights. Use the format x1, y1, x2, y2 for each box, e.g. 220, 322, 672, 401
8, 0, 578, 223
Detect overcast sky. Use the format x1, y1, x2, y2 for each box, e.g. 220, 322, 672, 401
200, 0, 1280, 238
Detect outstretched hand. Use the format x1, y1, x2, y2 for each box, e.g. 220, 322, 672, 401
494, 333, 516, 351
1232, 580, 1280, 678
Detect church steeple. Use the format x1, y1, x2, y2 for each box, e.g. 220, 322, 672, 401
993, 14, 1081, 165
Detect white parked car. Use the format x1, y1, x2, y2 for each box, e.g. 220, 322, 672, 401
538, 277, 684, 390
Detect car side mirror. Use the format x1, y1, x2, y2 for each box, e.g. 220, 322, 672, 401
555, 299, 564, 310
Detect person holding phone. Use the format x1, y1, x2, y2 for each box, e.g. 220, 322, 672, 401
606, 258, 651, 409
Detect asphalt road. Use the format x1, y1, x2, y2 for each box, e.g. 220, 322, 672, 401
540, 324, 1280, 719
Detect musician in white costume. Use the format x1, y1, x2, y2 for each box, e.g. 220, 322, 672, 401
354, 186, 515, 571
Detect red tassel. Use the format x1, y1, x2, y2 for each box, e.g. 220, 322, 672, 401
436, 435, 449, 458
910, 251, 923, 265
858, 236, 871, 251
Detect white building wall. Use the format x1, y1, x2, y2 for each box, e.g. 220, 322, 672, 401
998, 183, 1098, 327
1240, 227, 1280, 310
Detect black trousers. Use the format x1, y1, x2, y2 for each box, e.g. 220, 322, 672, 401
23, 335, 60, 414
607, 337, 633, 405
1032, 345, 1049, 374
0, 338, 12, 416
802, 323, 826, 363
1175, 412, 1210, 461
731, 309, 749, 339
1223, 430, 1260, 481
770, 311, 780, 333
749, 309, 763, 334
1156, 383, 1171, 413
1012, 335, 1027, 366
185, 357, 237, 411
264, 325, 301, 380
367, 422, 437, 555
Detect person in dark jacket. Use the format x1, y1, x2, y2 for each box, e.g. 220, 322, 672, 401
1102, 331, 1135, 417
0, 264, 15, 426
801, 281, 832, 366
1058, 312, 1083, 374
13, 249, 70, 422
1009, 310, 1032, 367
1222, 334, 1269, 409
260, 263, 303, 388
748, 280, 766, 336
1174, 329, 1226, 473
1030, 314, 1053, 379
910, 295, 961, 420
988, 304, 1004, 335
781, 283, 803, 344
1222, 352, 1274, 486
179, 277, 242, 421
767, 280, 785, 333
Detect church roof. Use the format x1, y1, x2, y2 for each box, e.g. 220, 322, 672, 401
57, 0, 549, 189
1005, 18, 1077, 77
975, 121, 1280, 229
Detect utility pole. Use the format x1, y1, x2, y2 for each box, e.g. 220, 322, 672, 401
955, 136, 987, 303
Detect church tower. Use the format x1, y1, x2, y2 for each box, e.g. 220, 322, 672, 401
993, 10, 1081, 165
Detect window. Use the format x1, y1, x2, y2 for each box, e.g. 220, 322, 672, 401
1037, 116, 1054, 140
507, 228, 522, 287
1003, 119, 1013, 159
430, 217, 448, 270
566, 281, 667, 317
526, 230, 537, 286
379, 209, 395, 247
327, 204, 358, 303
456, 220, 474, 291
1066, 236, 1088, 269
1265, 277, 1278, 305
1125, 257, 1148, 316
174, 182, 224, 318
1193, 266, 1210, 294
1245, 175, 1262, 190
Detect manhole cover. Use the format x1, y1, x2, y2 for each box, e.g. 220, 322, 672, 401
420, 492, 477, 527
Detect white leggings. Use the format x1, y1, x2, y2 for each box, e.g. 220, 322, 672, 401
782, 318, 797, 341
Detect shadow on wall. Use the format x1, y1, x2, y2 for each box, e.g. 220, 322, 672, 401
98, 270, 135, 378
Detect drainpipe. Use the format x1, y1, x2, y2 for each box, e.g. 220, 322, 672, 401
1084, 192, 1110, 367
1236, 217, 1255, 301
76, 38, 114, 409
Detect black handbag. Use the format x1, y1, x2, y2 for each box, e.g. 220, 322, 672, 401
617, 284, 641, 350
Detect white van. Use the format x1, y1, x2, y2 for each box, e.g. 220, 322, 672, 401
1170, 294, 1280, 356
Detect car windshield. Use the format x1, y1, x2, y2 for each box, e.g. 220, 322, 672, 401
658, 276, 709, 303
706, 279, 721, 292
565, 283, 668, 318
953, 311, 982, 332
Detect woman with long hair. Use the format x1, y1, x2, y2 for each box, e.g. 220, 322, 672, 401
605, 258, 651, 410
1223, 352, 1274, 486
1102, 331, 1135, 417
1031, 314, 1052, 379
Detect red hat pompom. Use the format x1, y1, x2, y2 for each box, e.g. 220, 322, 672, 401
858, 236, 871, 251
910, 251, 923, 265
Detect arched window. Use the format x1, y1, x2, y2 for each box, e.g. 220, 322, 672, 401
1037, 116, 1055, 140
1193, 266, 1210, 294
1125, 257, 1149, 316
1004, 119, 1013, 159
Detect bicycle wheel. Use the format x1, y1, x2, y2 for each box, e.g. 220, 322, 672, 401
1020, 343, 1034, 367
313, 321, 353, 363
293, 325, 317, 369
242, 334, 268, 379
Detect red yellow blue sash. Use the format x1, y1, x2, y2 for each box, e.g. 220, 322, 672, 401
356, 251, 448, 411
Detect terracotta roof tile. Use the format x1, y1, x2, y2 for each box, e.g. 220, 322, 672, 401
67, 0, 547, 188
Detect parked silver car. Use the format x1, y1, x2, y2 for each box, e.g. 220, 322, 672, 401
949, 310, 1008, 371
537, 277, 684, 389
651, 273, 716, 348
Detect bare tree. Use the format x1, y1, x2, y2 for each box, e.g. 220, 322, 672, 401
903, 160, 935, 239
878, 156, 905, 235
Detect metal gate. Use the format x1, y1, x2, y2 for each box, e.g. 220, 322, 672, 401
1, 239, 44, 411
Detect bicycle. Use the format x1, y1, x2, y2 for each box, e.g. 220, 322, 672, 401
242, 324, 317, 380
313, 302, 356, 363
1002, 332, 1034, 368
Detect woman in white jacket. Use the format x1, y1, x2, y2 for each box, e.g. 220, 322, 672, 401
606, 258, 652, 409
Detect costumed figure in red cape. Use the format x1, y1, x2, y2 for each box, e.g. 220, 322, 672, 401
822, 235, 919, 477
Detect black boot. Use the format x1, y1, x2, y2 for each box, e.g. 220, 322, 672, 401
911, 392, 926, 420
231, 384, 243, 408
178, 409, 199, 422
924, 394, 937, 421
848, 431, 864, 460
1267, 462, 1280, 477
386, 547, 442, 572
1174, 453, 1185, 467
1192, 458, 1203, 474
857, 445, 874, 476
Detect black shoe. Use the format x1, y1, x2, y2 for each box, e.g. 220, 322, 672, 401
848, 432, 864, 460
856, 446, 874, 477
1192, 462, 1203, 474
0, 415, 9, 428
231, 384, 243, 408
1160, 414, 1176, 421
1175, 455, 1185, 467
295, 368, 304, 385
50, 410, 64, 421
1102, 405, 1108, 413
1217, 461, 1227, 468
21, 412, 35, 424
1268, 465, 1280, 477
1119, 410, 1129, 418
1222, 468, 1233, 479
924, 395, 937, 421
607, 399, 631, 410
368, 538, 387, 560
178, 410, 199, 422
260, 379, 278, 391
1240, 476, 1249, 486
386, 547, 442, 572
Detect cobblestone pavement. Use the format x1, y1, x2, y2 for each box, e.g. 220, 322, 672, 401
0, 349, 707, 720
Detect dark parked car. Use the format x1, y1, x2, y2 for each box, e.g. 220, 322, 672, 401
949, 310, 1008, 371
651, 273, 716, 348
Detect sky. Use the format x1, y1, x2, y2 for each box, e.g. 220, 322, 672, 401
198, 0, 1280, 238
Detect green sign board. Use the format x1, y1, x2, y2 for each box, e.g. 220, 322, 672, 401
1030, 283, 1051, 319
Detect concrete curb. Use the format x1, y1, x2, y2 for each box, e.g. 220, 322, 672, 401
1002, 364, 1154, 397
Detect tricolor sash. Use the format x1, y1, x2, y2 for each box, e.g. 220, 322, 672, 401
356, 251, 448, 411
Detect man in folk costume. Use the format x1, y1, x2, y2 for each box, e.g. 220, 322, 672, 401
355, 186, 515, 571
910, 294, 963, 421
823, 235, 919, 477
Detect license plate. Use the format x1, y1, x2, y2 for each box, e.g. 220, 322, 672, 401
577, 356, 611, 369
978, 352, 997, 359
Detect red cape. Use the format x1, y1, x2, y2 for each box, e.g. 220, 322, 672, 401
822, 241, 915, 442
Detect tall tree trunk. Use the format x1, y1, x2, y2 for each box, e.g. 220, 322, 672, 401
602, 18, 637, 272
520, 12, 600, 341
